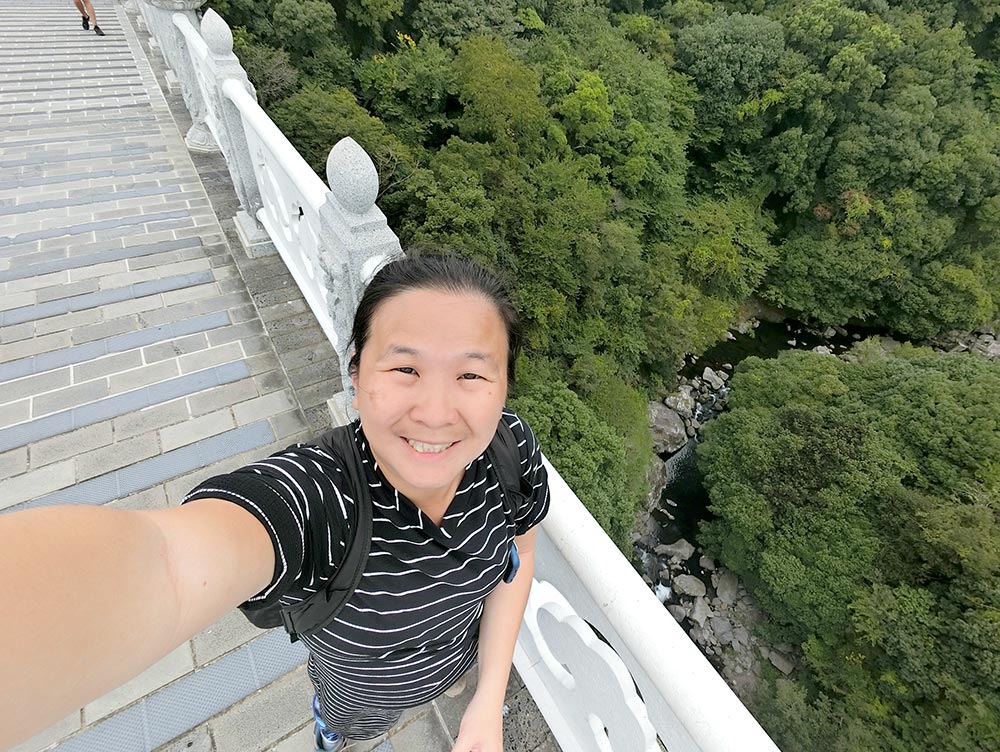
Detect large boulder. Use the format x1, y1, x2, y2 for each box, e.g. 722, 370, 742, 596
716, 570, 739, 606
649, 402, 688, 454
654, 538, 696, 562
664, 385, 696, 419
673, 574, 707, 598
690, 596, 713, 627
702, 367, 725, 390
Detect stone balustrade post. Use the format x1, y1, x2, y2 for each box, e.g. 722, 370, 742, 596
140, 1, 219, 153
195, 10, 272, 256
318, 138, 403, 422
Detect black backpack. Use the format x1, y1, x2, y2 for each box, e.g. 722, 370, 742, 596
245, 420, 528, 643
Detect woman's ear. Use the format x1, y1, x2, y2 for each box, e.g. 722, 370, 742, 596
349, 352, 359, 410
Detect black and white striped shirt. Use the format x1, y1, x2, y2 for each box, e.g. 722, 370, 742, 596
184, 409, 548, 736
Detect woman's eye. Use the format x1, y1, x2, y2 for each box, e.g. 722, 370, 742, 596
393, 367, 417, 375
459, 373, 483, 381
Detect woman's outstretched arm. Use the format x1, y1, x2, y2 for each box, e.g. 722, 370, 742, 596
0, 499, 273, 748
452, 526, 538, 752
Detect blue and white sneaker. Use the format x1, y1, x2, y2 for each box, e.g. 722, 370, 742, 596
312, 696, 347, 751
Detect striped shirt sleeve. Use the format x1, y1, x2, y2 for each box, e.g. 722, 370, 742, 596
183, 444, 353, 608
502, 410, 550, 536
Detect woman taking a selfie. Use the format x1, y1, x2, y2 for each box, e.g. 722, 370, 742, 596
0, 254, 550, 752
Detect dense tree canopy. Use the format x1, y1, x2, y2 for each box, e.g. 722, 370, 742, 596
699, 347, 1000, 750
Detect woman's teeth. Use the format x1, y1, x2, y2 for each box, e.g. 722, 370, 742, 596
407, 439, 452, 454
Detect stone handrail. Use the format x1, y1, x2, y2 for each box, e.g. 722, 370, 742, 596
137, 3, 780, 750
154, 1, 400, 398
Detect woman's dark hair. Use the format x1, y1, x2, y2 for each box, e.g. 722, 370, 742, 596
348, 253, 522, 382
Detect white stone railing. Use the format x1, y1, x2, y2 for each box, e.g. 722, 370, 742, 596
138, 3, 780, 750
139, 0, 400, 399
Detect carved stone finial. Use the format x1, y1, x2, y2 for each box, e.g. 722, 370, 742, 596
201, 9, 233, 55
326, 138, 379, 215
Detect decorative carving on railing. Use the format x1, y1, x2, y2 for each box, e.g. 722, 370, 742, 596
174, 10, 265, 249
141, 1, 218, 152
520, 580, 660, 751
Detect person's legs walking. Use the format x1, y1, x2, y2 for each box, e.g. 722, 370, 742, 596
71, 0, 104, 35
71, 0, 88, 28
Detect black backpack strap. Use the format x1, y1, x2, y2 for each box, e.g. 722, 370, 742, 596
486, 418, 528, 526
279, 424, 372, 642
487, 418, 531, 583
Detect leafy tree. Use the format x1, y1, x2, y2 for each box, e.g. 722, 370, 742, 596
271, 85, 414, 190
272, 0, 340, 58
231, 27, 300, 108
700, 348, 1000, 751
510, 373, 634, 549
410, 0, 523, 48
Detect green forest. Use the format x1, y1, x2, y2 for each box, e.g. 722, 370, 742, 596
205, 0, 1000, 748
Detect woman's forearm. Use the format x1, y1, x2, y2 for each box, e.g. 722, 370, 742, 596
0, 506, 182, 746
475, 529, 537, 707
0, 499, 272, 748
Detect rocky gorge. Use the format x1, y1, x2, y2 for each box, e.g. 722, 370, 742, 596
635, 315, 1000, 701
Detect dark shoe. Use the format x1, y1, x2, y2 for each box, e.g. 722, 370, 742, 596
94, 26, 105, 36
82, 14, 90, 30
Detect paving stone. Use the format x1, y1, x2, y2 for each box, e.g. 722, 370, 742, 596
0, 399, 30, 429
31, 422, 113, 469
268, 724, 313, 752
280, 341, 337, 373
113, 398, 190, 440
73, 349, 144, 383
269, 409, 309, 441
0, 446, 28, 479
240, 335, 276, 357
33, 306, 102, 336
191, 608, 266, 666
3, 367, 71, 402
3, 270, 69, 293
161, 409, 236, 452
3, 329, 70, 359
285, 360, 338, 391
152, 726, 214, 752
206, 319, 264, 347
0, 458, 74, 511
178, 341, 244, 374
35, 278, 100, 303
98, 293, 165, 320
108, 485, 169, 513
108, 358, 180, 394
75, 432, 161, 481
84, 643, 195, 724
31, 377, 108, 417
296, 380, 341, 412
72, 314, 141, 345
233, 390, 297, 426
210, 665, 315, 752
386, 707, 452, 752
9, 710, 81, 752
144, 332, 210, 362
252, 369, 287, 395
0, 321, 35, 343
186, 379, 258, 417
0, 290, 34, 311
244, 351, 281, 376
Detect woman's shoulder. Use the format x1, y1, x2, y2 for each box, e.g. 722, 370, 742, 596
499, 407, 542, 461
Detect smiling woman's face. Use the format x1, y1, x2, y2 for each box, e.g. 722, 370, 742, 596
351, 287, 509, 511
